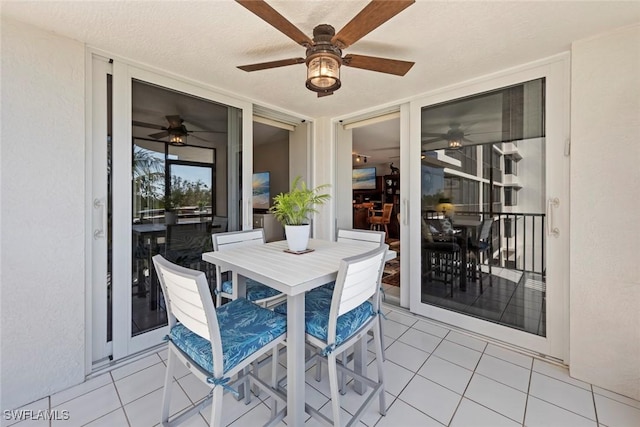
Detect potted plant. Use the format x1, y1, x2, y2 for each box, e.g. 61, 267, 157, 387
269, 176, 330, 252
164, 197, 177, 225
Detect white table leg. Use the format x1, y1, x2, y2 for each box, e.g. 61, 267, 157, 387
286, 292, 306, 426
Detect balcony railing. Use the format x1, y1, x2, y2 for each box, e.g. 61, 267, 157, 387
424, 210, 546, 277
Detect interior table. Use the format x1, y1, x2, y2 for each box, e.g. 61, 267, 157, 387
202, 238, 396, 426
132, 221, 220, 310
452, 218, 482, 291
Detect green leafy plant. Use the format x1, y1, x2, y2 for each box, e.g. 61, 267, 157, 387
269, 176, 330, 226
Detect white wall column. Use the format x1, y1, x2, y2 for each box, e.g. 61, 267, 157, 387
570, 24, 640, 400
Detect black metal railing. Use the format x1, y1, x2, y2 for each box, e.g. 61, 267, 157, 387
424, 210, 546, 276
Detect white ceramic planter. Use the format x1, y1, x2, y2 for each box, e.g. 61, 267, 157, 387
284, 224, 310, 252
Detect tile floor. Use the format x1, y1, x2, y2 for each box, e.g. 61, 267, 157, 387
6, 305, 640, 427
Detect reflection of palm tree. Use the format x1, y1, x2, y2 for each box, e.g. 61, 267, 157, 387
133, 147, 163, 178
133, 146, 164, 205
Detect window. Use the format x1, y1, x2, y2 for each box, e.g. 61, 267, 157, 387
505, 155, 517, 175
505, 187, 518, 206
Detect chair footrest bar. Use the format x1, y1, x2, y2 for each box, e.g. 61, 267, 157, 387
165, 395, 213, 426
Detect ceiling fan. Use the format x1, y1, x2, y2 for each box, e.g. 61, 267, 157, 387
133, 115, 223, 145
422, 123, 477, 149
236, 0, 415, 97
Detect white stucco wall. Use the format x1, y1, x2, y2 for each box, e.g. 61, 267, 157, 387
570, 24, 640, 400
0, 18, 86, 410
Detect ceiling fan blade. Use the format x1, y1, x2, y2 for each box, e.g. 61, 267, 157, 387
342, 54, 414, 76
370, 146, 399, 151
236, 0, 313, 47
132, 120, 166, 131
317, 91, 334, 98
422, 137, 445, 144
332, 0, 415, 49
149, 131, 170, 139
165, 115, 183, 128
189, 134, 212, 143
238, 57, 306, 72
422, 133, 446, 138
189, 130, 228, 134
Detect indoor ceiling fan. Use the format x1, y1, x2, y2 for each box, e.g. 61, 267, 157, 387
236, 0, 415, 97
133, 115, 223, 145
422, 123, 478, 149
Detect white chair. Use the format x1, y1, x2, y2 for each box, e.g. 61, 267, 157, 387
336, 229, 388, 364
337, 228, 386, 248
152, 255, 287, 427
276, 245, 388, 426
211, 229, 285, 308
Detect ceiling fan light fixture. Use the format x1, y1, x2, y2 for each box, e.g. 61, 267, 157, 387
448, 138, 462, 149
447, 128, 464, 149
306, 51, 341, 93
170, 134, 186, 146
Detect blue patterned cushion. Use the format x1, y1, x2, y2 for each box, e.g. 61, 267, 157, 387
317, 281, 336, 291
221, 279, 282, 301
169, 298, 286, 374
274, 288, 374, 346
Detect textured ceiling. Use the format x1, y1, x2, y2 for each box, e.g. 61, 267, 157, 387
2, 0, 639, 120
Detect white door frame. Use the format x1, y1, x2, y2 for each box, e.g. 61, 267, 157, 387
408, 53, 570, 361
332, 105, 411, 308
88, 52, 254, 364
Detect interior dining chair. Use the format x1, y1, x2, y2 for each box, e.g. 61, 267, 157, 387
211, 229, 285, 308
468, 218, 494, 293
152, 255, 287, 427
211, 215, 228, 233
368, 203, 394, 235
421, 217, 460, 297
275, 245, 388, 426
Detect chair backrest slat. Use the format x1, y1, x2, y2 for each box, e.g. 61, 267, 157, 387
326, 245, 387, 345
337, 229, 385, 248
381, 203, 394, 221
153, 254, 225, 376
478, 218, 494, 241
212, 229, 267, 288
213, 229, 265, 250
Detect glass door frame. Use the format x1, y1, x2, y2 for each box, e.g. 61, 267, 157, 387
91, 57, 254, 363
408, 54, 570, 361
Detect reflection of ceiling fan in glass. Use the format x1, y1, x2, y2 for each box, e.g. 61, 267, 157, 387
422, 123, 475, 149
133, 115, 225, 145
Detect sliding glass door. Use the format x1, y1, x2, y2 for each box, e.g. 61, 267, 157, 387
409, 57, 569, 360
90, 55, 253, 364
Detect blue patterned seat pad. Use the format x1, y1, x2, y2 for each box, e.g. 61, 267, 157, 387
274, 287, 374, 347
221, 279, 282, 301
169, 298, 286, 374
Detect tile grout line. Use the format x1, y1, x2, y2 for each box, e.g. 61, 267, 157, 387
109, 370, 132, 427
591, 384, 601, 426
446, 340, 488, 426
521, 357, 535, 426
382, 331, 452, 426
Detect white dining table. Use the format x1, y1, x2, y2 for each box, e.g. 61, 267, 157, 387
202, 238, 396, 426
